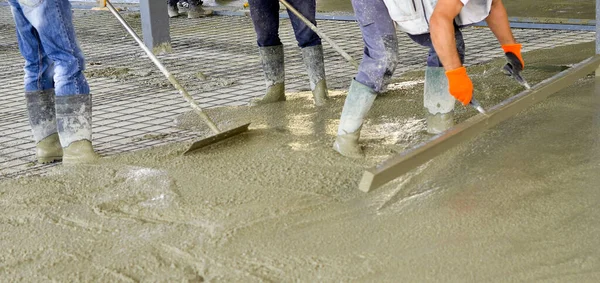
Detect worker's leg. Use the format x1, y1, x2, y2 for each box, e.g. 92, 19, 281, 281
16, 0, 98, 163
333, 0, 398, 158
249, 0, 282, 47
408, 27, 464, 134
187, 0, 212, 19
8, 0, 62, 163
17, 0, 89, 97
286, 0, 328, 106
248, 0, 285, 105
285, 0, 321, 48
167, 0, 180, 18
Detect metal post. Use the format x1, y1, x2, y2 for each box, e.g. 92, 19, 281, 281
139, 0, 172, 54
91, 0, 107, 10
596, 0, 600, 75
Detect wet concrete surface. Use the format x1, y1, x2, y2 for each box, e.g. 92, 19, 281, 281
1, 42, 600, 280
316, 0, 354, 13
503, 0, 595, 19
74, 0, 596, 19
214, 0, 596, 19
316, 0, 596, 19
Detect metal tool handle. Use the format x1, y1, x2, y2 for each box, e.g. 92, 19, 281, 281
105, 1, 222, 134
278, 0, 359, 69
503, 63, 532, 90
470, 98, 486, 114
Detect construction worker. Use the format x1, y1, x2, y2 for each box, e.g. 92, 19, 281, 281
168, 0, 213, 19
430, 0, 524, 107
8, 0, 99, 164
333, 0, 525, 158
247, 0, 329, 106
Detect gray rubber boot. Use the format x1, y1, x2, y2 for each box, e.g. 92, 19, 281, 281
250, 45, 286, 106
424, 66, 455, 134
187, 3, 213, 18
56, 94, 99, 164
177, 2, 188, 13
333, 80, 377, 158
301, 45, 329, 106
25, 89, 63, 164
168, 4, 180, 18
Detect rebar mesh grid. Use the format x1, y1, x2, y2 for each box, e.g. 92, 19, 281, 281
0, 6, 595, 179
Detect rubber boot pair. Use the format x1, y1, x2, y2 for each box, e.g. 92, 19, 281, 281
25, 90, 99, 164
424, 66, 455, 134
332, 68, 455, 158
333, 79, 376, 158
251, 45, 329, 106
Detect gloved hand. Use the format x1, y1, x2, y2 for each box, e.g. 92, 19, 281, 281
445, 66, 473, 106
502, 43, 525, 78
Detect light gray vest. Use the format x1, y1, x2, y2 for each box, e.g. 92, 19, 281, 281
384, 0, 492, 35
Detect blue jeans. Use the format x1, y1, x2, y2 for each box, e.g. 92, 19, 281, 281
352, 0, 398, 93
248, 0, 321, 48
8, 0, 90, 96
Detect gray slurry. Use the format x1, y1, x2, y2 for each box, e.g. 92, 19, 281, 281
1, 45, 600, 280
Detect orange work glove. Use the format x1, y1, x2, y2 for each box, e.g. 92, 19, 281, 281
502, 43, 525, 70
445, 66, 473, 106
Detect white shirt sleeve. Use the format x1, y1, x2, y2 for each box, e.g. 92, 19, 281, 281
461, 0, 470, 4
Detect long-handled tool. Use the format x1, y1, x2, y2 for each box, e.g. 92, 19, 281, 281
358, 55, 600, 193
278, 0, 359, 69
105, 1, 250, 155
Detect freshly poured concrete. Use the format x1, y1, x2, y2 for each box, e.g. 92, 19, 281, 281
214, 0, 595, 18
314, 0, 594, 18
1, 42, 600, 280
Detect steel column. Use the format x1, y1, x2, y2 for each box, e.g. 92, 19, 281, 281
139, 0, 172, 54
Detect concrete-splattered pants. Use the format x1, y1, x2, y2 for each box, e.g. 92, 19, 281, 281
351, 0, 398, 93
351, 0, 467, 92
248, 0, 321, 48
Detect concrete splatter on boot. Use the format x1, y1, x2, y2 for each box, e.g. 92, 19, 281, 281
187, 2, 213, 18
177, 1, 188, 13
333, 80, 377, 158
25, 89, 63, 163
301, 45, 329, 106
168, 4, 180, 18
56, 94, 99, 164
250, 45, 285, 106
424, 66, 455, 134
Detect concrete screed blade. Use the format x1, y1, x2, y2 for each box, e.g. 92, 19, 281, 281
183, 123, 251, 155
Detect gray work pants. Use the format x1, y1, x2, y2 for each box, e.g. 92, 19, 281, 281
352, 0, 399, 93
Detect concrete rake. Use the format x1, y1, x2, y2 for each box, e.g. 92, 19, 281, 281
105, 1, 250, 155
